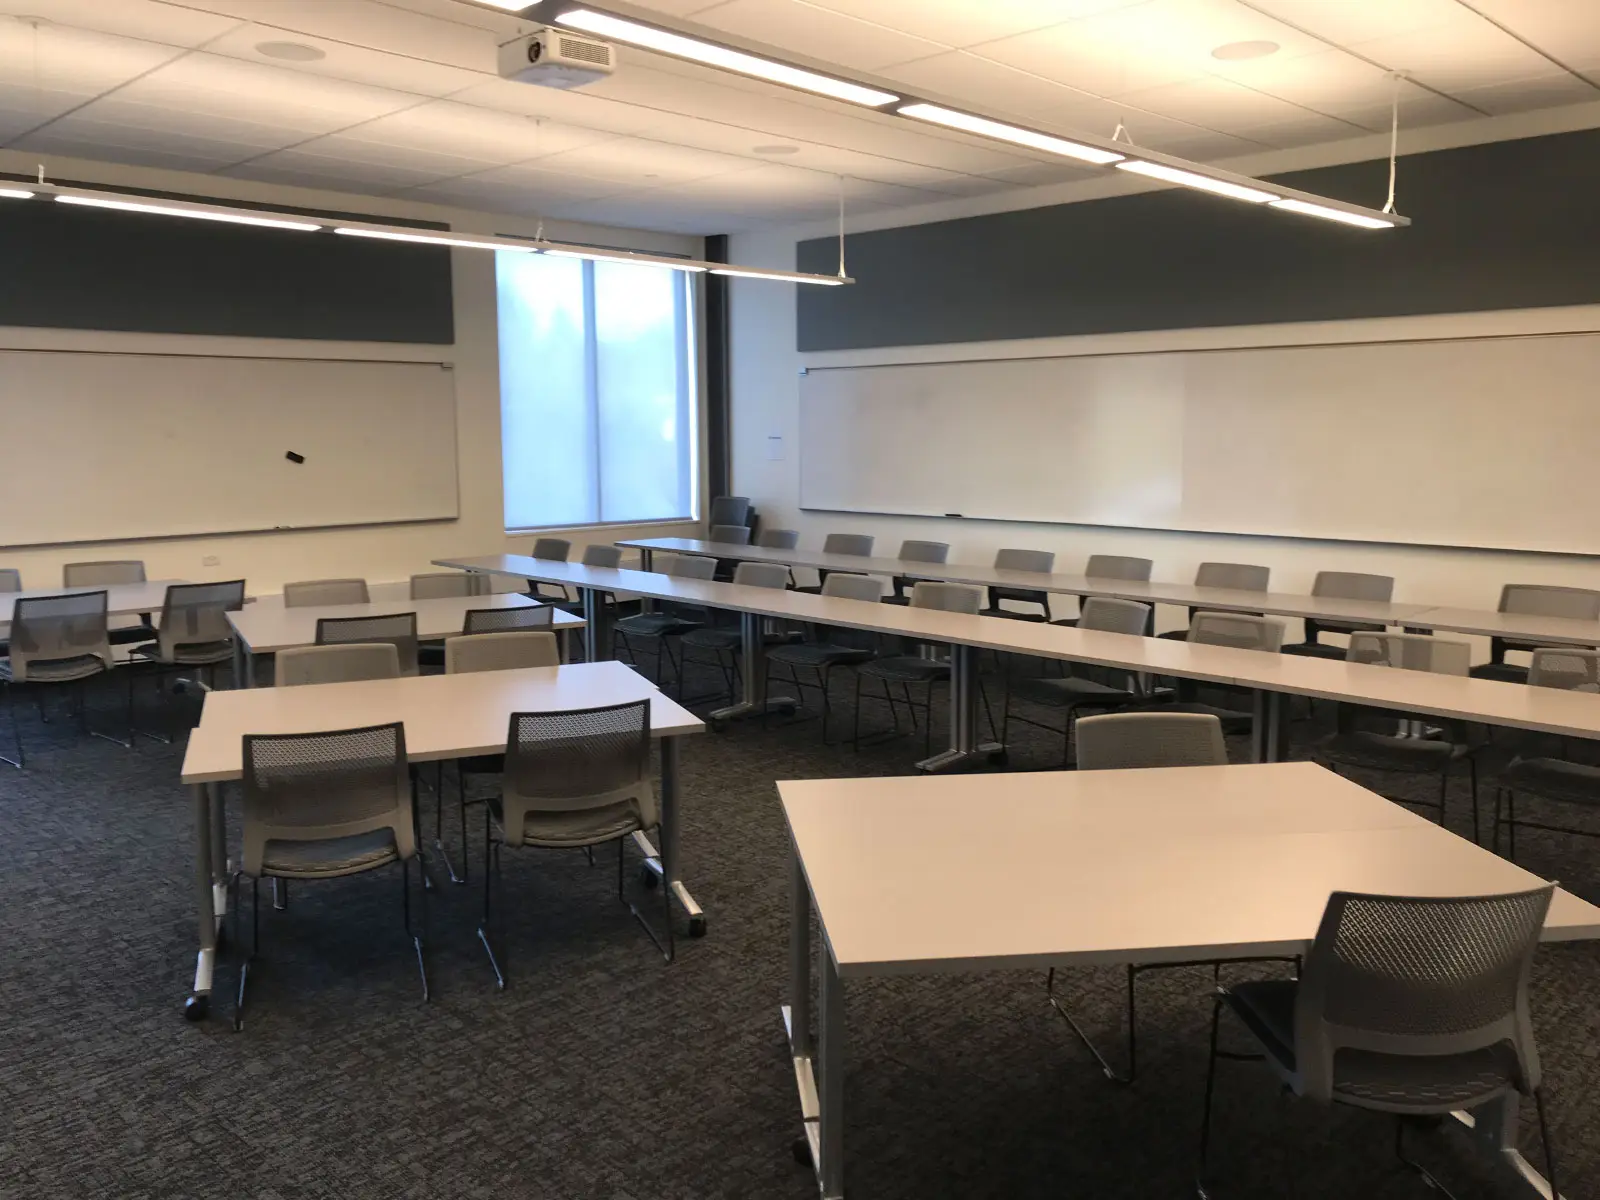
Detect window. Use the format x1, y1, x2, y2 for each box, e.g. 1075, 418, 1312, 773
497, 251, 697, 530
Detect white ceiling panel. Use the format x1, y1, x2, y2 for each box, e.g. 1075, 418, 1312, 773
531, 136, 761, 185
310, 101, 615, 167
222, 148, 461, 191
11, 132, 251, 175
453, 77, 675, 136
0, 20, 186, 141
17, 114, 264, 168
202, 22, 485, 97
1352, 17, 1572, 94
1449, 71, 1600, 117
1465, 0, 1600, 76
1240, 0, 1467, 47
28, 97, 325, 154
784, 0, 1155, 48
689, 0, 949, 72
0, 2, 240, 48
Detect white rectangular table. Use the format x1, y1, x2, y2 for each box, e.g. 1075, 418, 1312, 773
0, 579, 189, 637
1406, 605, 1600, 648
780, 762, 1600, 1198
226, 592, 585, 685
178, 660, 704, 1020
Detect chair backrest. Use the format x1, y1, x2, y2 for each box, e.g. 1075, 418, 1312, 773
1085, 554, 1152, 581
710, 524, 751, 545
1347, 631, 1470, 676
283, 578, 370, 608
1527, 647, 1600, 692
500, 700, 655, 844
708, 496, 751, 527
1497, 583, 1600, 621
410, 572, 482, 600
821, 572, 884, 603
240, 722, 414, 878
63, 560, 145, 587
531, 537, 572, 562
732, 561, 791, 589
1075, 712, 1228, 770
665, 555, 717, 581
8, 591, 112, 681
994, 548, 1054, 574
274, 642, 400, 687
581, 544, 623, 569
909, 582, 981, 614
315, 611, 420, 677
1187, 611, 1285, 652
1292, 887, 1553, 1104
1194, 561, 1270, 591
898, 540, 949, 564
1312, 570, 1393, 602
1078, 596, 1151, 635
0, 568, 20, 593
822, 533, 874, 557
156, 580, 246, 658
446, 630, 560, 674
757, 528, 800, 549
463, 604, 555, 634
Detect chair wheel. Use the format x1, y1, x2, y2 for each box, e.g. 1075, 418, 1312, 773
791, 1135, 812, 1166
638, 864, 660, 889
183, 993, 209, 1021
689, 914, 708, 938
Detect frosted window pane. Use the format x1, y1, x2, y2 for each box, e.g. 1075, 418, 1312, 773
497, 252, 593, 529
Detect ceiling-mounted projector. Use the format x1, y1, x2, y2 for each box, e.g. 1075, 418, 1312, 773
498, 29, 615, 88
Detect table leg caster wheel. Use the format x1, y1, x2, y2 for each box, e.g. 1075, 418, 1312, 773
639, 864, 660, 889
183, 993, 209, 1021
791, 1136, 812, 1167
689, 914, 708, 938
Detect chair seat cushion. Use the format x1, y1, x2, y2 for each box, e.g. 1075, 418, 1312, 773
1500, 756, 1600, 806
0, 655, 109, 683
1282, 642, 1349, 659
130, 641, 234, 667
1011, 675, 1137, 708
768, 643, 874, 668
1157, 699, 1253, 730
857, 655, 949, 683
615, 614, 701, 638
1316, 730, 1467, 772
262, 828, 399, 878
490, 797, 646, 848
679, 628, 742, 651
108, 625, 159, 647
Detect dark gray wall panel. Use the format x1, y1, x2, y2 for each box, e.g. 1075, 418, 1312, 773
797, 128, 1600, 351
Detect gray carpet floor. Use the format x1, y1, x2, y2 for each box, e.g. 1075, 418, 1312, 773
0, 654, 1597, 1199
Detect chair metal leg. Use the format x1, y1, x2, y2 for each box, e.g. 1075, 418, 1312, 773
1045, 965, 1135, 1083
1508, 790, 1518, 860
1492, 787, 1504, 853
478, 819, 506, 990
0, 682, 22, 769
403, 856, 429, 1002
619, 832, 675, 962
1196, 992, 1224, 1197
234, 876, 259, 1033
1394, 1116, 1463, 1199
273, 878, 288, 911
434, 761, 464, 885
1468, 755, 1480, 843
1533, 1086, 1561, 1200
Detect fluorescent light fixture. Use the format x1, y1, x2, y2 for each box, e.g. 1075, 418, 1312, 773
711, 265, 848, 286
897, 103, 1124, 165
540, 244, 708, 271
0, 188, 34, 200
334, 226, 534, 252
472, 0, 541, 9
55, 193, 320, 231
1269, 198, 1398, 229
555, 8, 899, 107
1117, 160, 1275, 203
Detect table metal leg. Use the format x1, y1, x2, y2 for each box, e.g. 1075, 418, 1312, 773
185, 782, 227, 1020
1453, 1097, 1564, 1199
916, 643, 1003, 772
710, 612, 795, 724
580, 586, 611, 663
783, 846, 845, 1197
238, 643, 256, 689
632, 735, 706, 938
639, 548, 657, 614
817, 937, 845, 1199
1250, 691, 1287, 763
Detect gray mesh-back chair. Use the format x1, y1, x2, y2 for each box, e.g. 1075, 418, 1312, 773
1492, 648, 1600, 862
886, 540, 951, 605
583, 544, 623, 569
463, 605, 556, 635
797, 532, 875, 593
548, 544, 626, 633
446, 631, 560, 675
1317, 632, 1479, 836
1198, 887, 1558, 1198
769, 572, 884, 743
129, 580, 246, 740
479, 700, 670, 984
0, 568, 20, 591
1158, 562, 1272, 640
525, 537, 574, 600
709, 524, 751, 545
1284, 570, 1395, 658
1005, 597, 1155, 766
758, 528, 800, 550
708, 496, 751, 528
410, 572, 483, 600
1472, 584, 1600, 683
612, 555, 717, 691
1052, 555, 1154, 627
981, 548, 1056, 621
232, 722, 427, 1030
0, 590, 127, 768
678, 561, 794, 706
283, 578, 369, 608
1151, 613, 1287, 733
853, 583, 990, 755
275, 643, 399, 687
1060, 711, 1277, 1083
316, 612, 420, 677
65, 559, 155, 645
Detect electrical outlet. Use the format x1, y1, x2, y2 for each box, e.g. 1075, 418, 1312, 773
201, 555, 220, 567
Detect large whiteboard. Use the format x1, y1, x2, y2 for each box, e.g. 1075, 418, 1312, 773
0, 350, 459, 547
799, 332, 1600, 554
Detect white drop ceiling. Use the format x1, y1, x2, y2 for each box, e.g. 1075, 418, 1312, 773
0, 0, 1596, 234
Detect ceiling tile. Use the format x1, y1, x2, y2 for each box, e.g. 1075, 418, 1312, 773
1240, 0, 1466, 46
9, 132, 248, 175
30, 97, 318, 154
311, 101, 615, 168
1447, 71, 1600, 117
798, 0, 1155, 48
402, 169, 627, 214
0, 1, 241, 47
686, 0, 948, 72
532, 136, 762, 185
1113, 74, 1359, 140
882, 49, 1130, 128
0, 20, 186, 142
453, 77, 670, 136
222, 149, 458, 191
1465, 0, 1600, 76
1202, 48, 1473, 132
1352, 18, 1570, 94
202, 22, 485, 97
14, 112, 262, 166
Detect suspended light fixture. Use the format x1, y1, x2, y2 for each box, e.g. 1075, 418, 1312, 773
333, 225, 537, 252
898, 103, 1124, 166
1115, 160, 1276, 204
0, 188, 35, 200
54, 190, 322, 231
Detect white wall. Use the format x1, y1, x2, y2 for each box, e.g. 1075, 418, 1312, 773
725, 107, 1600, 640
0, 148, 705, 593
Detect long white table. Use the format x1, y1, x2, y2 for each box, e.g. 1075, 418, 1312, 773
226, 592, 585, 686
1406, 605, 1600, 648
780, 762, 1600, 1198
437, 555, 1600, 772
0, 579, 189, 634
179, 660, 704, 1020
